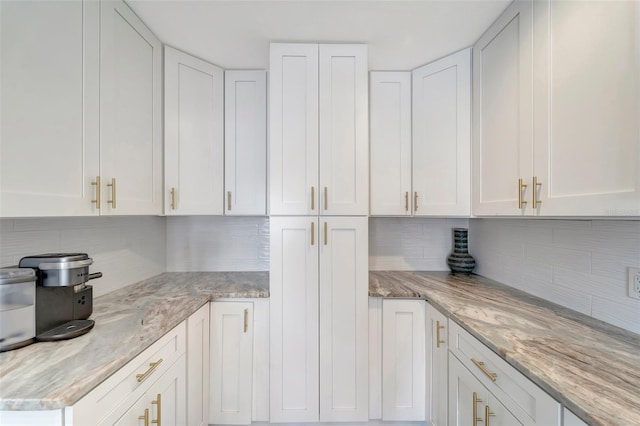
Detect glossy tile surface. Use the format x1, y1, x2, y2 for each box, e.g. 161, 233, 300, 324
370, 271, 640, 426
0, 272, 268, 410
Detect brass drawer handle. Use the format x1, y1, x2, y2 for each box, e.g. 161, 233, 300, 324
324, 186, 328, 211
404, 191, 409, 212
139, 408, 149, 426
311, 186, 315, 210
91, 176, 101, 209
311, 222, 315, 246
170, 187, 177, 210
136, 358, 163, 382
107, 178, 117, 209
436, 320, 445, 348
471, 358, 497, 381
414, 192, 418, 211
324, 221, 328, 245
227, 191, 232, 211
518, 178, 528, 209
152, 393, 161, 425
485, 405, 495, 426
473, 392, 482, 426
244, 308, 249, 333
533, 176, 542, 208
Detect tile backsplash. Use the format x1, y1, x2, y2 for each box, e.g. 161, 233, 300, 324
0, 217, 166, 297
166, 216, 270, 271
469, 218, 640, 334
369, 217, 470, 270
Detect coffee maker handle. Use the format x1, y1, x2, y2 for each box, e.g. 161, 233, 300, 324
88, 272, 103, 281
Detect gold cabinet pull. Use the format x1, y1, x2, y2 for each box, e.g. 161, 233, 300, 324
324, 221, 328, 245
243, 308, 249, 333
139, 408, 150, 426
436, 320, 445, 348
404, 192, 409, 212
152, 393, 161, 426
473, 392, 483, 426
324, 187, 328, 211
533, 176, 542, 208
227, 191, 232, 211
414, 192, 418, 211
91, 176, 101, 209
107, 178, 117, 209
170, 187, 177, 210
471, 358, 497, 382
518, 178, 527, 209
311, 186, 315, 210
311, 222, 315, 245
136, 358, 163, 382
485, 405, 495, 426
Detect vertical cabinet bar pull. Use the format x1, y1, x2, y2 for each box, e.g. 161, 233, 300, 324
139, 408, 149, 426
311, 186, 315, 210
533, 176, 542, 208
170, 187, 176, 210
414, 192, 418, 211
243, 309, 249, 333
91, 176, 101, 209
311, 222, 315, 246
107, 178, 117, 209
324, 222, 328, 245
324, 187, 328, 211
227, 191, 232, 211
473, 392, 483, 426
518, 178, 528, 209
485, 405, 495, 426
436, 320, 445, 348
405, 192, 409, 212
152, 394, 161, 425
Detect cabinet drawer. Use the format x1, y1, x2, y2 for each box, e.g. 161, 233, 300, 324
449, 322, 560, 426
70, 322, 186, 425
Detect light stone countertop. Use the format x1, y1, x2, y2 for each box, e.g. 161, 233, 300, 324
370, 271, 640, 426
0, 272, 268, 411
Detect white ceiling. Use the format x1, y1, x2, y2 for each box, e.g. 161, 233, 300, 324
128, 0, 511, 70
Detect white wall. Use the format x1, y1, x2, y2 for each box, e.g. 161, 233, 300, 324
166, 216, 270, 271
369, 217, 469, 271
469, 219, 640, 334
0, 217, 166, 297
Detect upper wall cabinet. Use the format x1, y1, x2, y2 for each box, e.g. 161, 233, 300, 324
0, 0, 100, 217
369, 49, 471, 217
100, 0, 162, 215
270, 43, 368, 216
164, 46, 224, 215
472, 0, 534, 216
412, 49, 471, 216
533, 0, 640, 216
225, 71, 267, 216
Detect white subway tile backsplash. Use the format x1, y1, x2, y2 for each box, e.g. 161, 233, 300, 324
470, 218, 640, 334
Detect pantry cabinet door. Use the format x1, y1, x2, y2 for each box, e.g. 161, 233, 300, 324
533, 0, 640, 216
164, 47, 224, 215
472, 0, 534, 216
319, 44, 369, 216
100, 0, 162, 215
225, 70, 267, 216
269, 217, 319, 422
0, 0, 99, 217
319, 217, 368, 421
382, 299, 426, 421
413, 49, 471, 216
269, 44, 319, 215
369, 72, 412, 216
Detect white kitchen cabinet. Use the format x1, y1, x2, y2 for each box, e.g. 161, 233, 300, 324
210, 301, 254, 425
369, 72, 412, 216
269, 43, 368, 216
164, 46, 224, 215
426, 303, 448, 426
448, 321, 560, 426
0, 0, 100, 217
563, 408, 588, 426
532, 0, 640, 216
381, 299, 426, 421
100, 0, 162, 215
270, 216, 368, 422
225, 70, 267, 216
472, 0, 534, 216
449, 355, 522, 426
187, 304, 210, 426
412, 49, 471, 216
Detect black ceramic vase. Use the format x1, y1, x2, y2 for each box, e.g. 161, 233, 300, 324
447, 228, 476, 274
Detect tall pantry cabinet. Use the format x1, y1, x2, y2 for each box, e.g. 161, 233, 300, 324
269, 43, 369, 423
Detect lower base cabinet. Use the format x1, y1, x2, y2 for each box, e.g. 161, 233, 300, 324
187, 304, 210, 426
426, 304, 448, 426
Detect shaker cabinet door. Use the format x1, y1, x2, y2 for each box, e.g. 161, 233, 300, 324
0, 0, 100, 217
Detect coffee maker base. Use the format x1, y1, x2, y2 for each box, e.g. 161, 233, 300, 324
36, 319, 95, 342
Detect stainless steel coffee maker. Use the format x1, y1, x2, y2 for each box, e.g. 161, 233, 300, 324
19, 253, 102, 341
